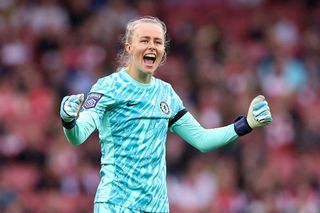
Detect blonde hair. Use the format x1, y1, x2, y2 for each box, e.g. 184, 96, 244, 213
117, 16, 169, 70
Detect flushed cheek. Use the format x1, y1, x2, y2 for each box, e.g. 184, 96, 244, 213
157, 54, 164, 64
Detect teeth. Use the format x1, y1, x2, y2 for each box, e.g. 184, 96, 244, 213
144, 54, 156, 58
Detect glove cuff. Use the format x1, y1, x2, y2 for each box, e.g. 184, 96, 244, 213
234, 116, 252, 136
61, 118, 76, 129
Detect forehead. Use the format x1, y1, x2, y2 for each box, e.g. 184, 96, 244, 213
133, 22, 164, 39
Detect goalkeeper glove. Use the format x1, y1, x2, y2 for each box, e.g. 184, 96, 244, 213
234, 95, 272, 136
60, 94, 84, 123
247, 95, 272, 128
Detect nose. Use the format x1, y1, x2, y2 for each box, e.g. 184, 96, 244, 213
148, 41, 156, 50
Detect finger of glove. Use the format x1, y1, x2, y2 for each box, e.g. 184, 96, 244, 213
63, 95, 82, 117
252, 101, 272, 123
248, 95, 265, 116
61, 96, 70, 106
64, 102, 81, 117
252, 101, 270, 117
256, 110, 272, 123
60, 96, 70, 117
68, 95, 82, 105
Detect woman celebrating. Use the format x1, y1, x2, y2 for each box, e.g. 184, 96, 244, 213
60, 16, 272, 213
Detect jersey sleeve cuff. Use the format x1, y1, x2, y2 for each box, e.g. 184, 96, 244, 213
169, 109, 188, 128
234, 116, 252, 136
61, 118, 76, 129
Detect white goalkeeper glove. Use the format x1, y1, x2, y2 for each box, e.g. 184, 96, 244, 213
247, 95, 272, 129
60, 94, 84, 123
234, 95, 272, 136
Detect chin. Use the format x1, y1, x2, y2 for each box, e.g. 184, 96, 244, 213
142, 66, 157, 75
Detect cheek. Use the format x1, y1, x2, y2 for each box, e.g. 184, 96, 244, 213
131, 50, 142, 62
158, 49, 165, 60
133, 47, 144, 57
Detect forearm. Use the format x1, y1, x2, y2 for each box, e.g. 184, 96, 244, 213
171, 112, 239, 153
62, 111, 98, 146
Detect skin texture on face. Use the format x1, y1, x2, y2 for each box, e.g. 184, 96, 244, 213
125, 22, 165, 84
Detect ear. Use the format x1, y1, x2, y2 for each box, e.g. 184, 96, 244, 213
125, 43, 131, 53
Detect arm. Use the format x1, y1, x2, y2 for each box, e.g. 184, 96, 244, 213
62, 111, 99, 146
170, 112, 239, 153
170, 95, 272, 153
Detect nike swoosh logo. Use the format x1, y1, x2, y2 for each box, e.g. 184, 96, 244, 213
126, 102, 138, 107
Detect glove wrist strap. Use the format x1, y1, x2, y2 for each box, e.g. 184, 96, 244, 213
234, 116, 252, 136
61, 118, 76, 129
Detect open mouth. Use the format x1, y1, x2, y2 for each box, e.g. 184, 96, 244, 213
143, 53, 156, 66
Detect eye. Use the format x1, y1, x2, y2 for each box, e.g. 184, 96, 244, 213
155, 40, 163, 45
140, 39, 148, 44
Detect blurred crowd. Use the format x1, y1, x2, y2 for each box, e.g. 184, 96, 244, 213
0, 0, 320, 212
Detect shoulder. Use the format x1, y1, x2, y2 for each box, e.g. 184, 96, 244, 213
153, 77, 173, 90
153, 78, 179, 97
90, 72, 122, 93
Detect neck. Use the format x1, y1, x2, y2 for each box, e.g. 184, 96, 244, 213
126, 66, 152, 84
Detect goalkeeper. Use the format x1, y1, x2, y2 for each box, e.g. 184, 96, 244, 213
60, 16, 272, 213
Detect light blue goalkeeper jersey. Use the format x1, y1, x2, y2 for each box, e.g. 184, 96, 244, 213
81, 69, 184, 212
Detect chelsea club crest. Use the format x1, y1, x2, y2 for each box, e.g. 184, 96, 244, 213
160, 101, 170, 115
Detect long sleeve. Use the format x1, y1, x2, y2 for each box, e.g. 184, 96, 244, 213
170, 112, 239, 153
63, 111, 99, 146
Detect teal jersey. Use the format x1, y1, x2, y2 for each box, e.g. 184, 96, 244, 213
82, 69, 184, 212
63, 69, 241, 212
